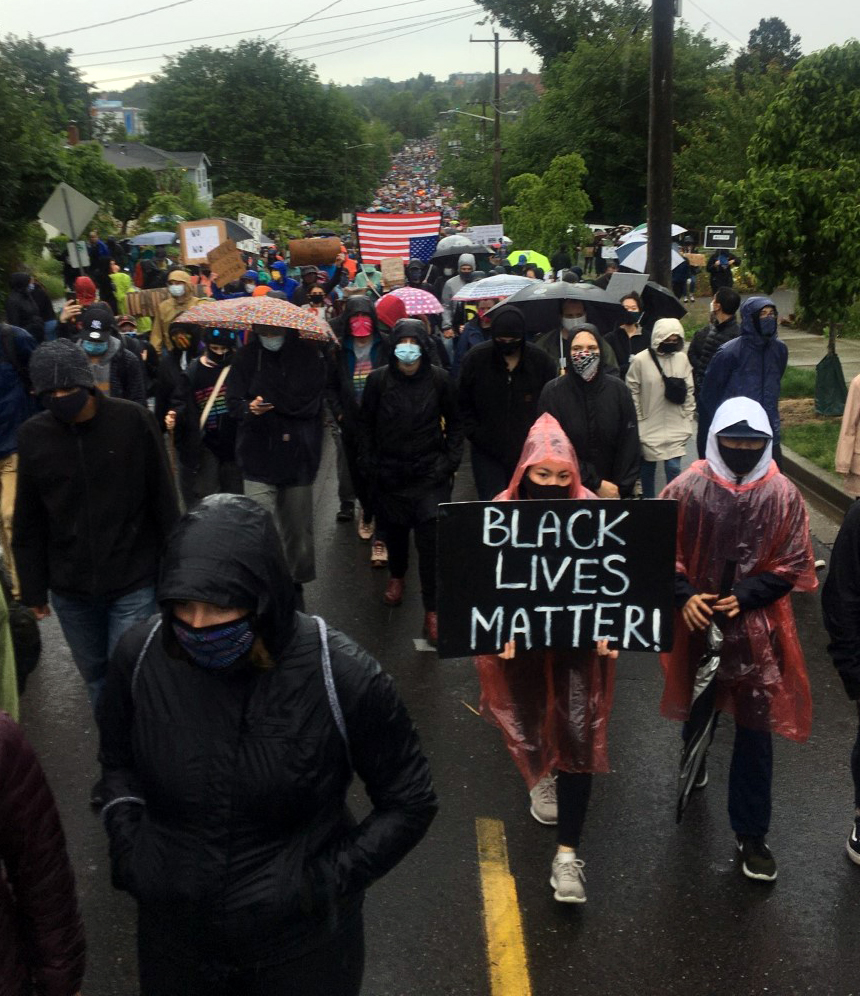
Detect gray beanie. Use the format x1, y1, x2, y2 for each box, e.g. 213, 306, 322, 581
30, 339, 95, 396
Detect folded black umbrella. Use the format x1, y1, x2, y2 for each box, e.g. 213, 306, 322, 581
676, 560, 737, 824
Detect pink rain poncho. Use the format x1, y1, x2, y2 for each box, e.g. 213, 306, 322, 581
474, 413, 616, 784
659, 398, 818, 742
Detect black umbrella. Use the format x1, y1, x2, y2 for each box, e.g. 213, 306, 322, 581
642, 280, 687, 321
430, 243, 493, 263
676, 560, 737, 823
488, 280, 627, 339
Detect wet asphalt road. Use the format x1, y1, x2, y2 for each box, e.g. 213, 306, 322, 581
19, 435, 860, 996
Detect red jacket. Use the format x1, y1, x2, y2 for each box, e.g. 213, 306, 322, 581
0, 714, 85, 996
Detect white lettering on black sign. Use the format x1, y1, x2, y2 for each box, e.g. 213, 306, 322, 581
436, 500, 677, 658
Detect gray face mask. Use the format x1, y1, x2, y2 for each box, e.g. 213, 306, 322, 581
260, 335, 284, 352
562, 316, 588, 332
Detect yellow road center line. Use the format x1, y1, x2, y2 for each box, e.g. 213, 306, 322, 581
476, 817, 533, 996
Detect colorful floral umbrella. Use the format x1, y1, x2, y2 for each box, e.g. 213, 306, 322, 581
173, 296, 331, 341
390, 286, 443, 315
452, 273, 534, 302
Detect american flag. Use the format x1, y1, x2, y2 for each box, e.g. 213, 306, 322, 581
355, 212, 441, 264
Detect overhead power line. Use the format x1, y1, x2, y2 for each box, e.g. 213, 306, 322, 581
75, 6, 472, 69
684, 0, 746, 46
304, 11, 475, 60
39, 0, 196, 40
71, 0, 440, 57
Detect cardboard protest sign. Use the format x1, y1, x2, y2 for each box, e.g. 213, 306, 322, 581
436, 499, 677, 659
682, 252, 706, 267
288, 237, 341, 266
207, 239, 246, 286
380, 257, 406, 289
178, 219, 227, 264
237, 213, 262, 253
126, 285, 206, 317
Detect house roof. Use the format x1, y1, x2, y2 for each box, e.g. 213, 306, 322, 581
100, 142, 210, 172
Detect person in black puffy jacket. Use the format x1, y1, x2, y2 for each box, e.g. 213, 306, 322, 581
98, 494, 437, 996
359, 319, 463, 644
537, 326, 640, 498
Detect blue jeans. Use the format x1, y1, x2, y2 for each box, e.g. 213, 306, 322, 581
51, 585, 157, 716
640, 456, 681, 499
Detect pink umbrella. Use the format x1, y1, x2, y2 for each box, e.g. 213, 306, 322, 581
390, 286, 443, 316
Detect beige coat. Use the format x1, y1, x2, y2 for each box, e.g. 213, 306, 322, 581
835, 374, 860, 495
626, 321, 695, 462
150, 269, 196, 354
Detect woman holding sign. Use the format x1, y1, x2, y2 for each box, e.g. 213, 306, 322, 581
475, 412, 619, 904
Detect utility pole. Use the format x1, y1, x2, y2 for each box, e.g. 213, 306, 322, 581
647, 0, 675, 288
471, 30, 521, 225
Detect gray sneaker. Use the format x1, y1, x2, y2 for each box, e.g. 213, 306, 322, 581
550, 854, 587, 903
530, 775, 557, 825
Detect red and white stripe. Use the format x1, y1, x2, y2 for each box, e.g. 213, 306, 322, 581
355, 212, 441, 263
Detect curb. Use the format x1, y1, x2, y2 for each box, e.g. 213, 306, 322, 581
782, 445, 853, 519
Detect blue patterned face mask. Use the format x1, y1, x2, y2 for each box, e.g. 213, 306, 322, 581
171, 615, 255, 670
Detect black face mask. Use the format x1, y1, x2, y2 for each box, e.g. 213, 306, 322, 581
493, 337, 523, 356
43, 388, 90, 423
205, 347, 231, 365
460, 271, 474, 283
522, 477, 570, 500
717, 441, 766, 479
657, 339, 683, 354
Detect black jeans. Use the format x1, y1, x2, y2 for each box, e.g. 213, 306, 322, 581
556, 771, 593, 849
851, 714, 860, 809
471, 444, 510, 502
383, 517, 438, 610
684, 717, 773, 837
138, 909, 364, 996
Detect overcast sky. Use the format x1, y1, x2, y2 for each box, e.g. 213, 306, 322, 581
5, 0, 856, 90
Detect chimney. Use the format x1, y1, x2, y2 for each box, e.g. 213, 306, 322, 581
67, 121, 79, 146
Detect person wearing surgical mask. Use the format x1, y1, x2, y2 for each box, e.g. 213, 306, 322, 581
77, 305, 146, 406
697, 296, 787, 465
226, 325, 328, 610
534, 299, 621, 377
537, 327, 640, 499
359, 319, 464, 646
660, 396, 816, 884
151, 269, 196, 356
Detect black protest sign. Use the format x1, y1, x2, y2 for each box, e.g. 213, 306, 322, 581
436, 499, 677, 659
703, 225, 738, 250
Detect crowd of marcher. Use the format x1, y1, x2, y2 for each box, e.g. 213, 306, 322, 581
2, 147, 860, 995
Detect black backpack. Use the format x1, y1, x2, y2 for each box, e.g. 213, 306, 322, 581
0, 564, 41, 695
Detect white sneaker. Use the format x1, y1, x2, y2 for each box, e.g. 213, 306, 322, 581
530, 775, 557, 825
550, 853, 586, 903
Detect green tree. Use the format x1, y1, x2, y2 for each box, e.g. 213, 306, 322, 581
718, 42, 860, 324
502, 153, 592, 253
145, 41, 384, 216
0, 35, 92, 138
470, 0, 646, 63
734, 17, 802, 79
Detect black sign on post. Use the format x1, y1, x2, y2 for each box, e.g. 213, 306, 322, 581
436, 500, 678, 659
703, 225, 738, 250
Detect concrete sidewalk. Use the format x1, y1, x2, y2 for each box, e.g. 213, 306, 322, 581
769, 288, 860, 381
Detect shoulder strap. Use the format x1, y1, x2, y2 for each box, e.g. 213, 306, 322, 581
648, 347, 669, 384
131, 619, 162, 702
312, 614, 352, 766
198, 364, 230, 431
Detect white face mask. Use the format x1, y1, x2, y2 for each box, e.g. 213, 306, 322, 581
562, 316, 587, 332
244, 283, 256, 294
168, 283, 185, 298
260, 335, 284, 352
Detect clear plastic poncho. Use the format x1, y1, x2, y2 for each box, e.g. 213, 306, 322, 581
474, 413, 616, 784
659, 398, 818, 742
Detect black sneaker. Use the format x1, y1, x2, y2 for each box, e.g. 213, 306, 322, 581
336, 502, 355, 522
846, 816, 860, 866
736, 835, 777, 881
